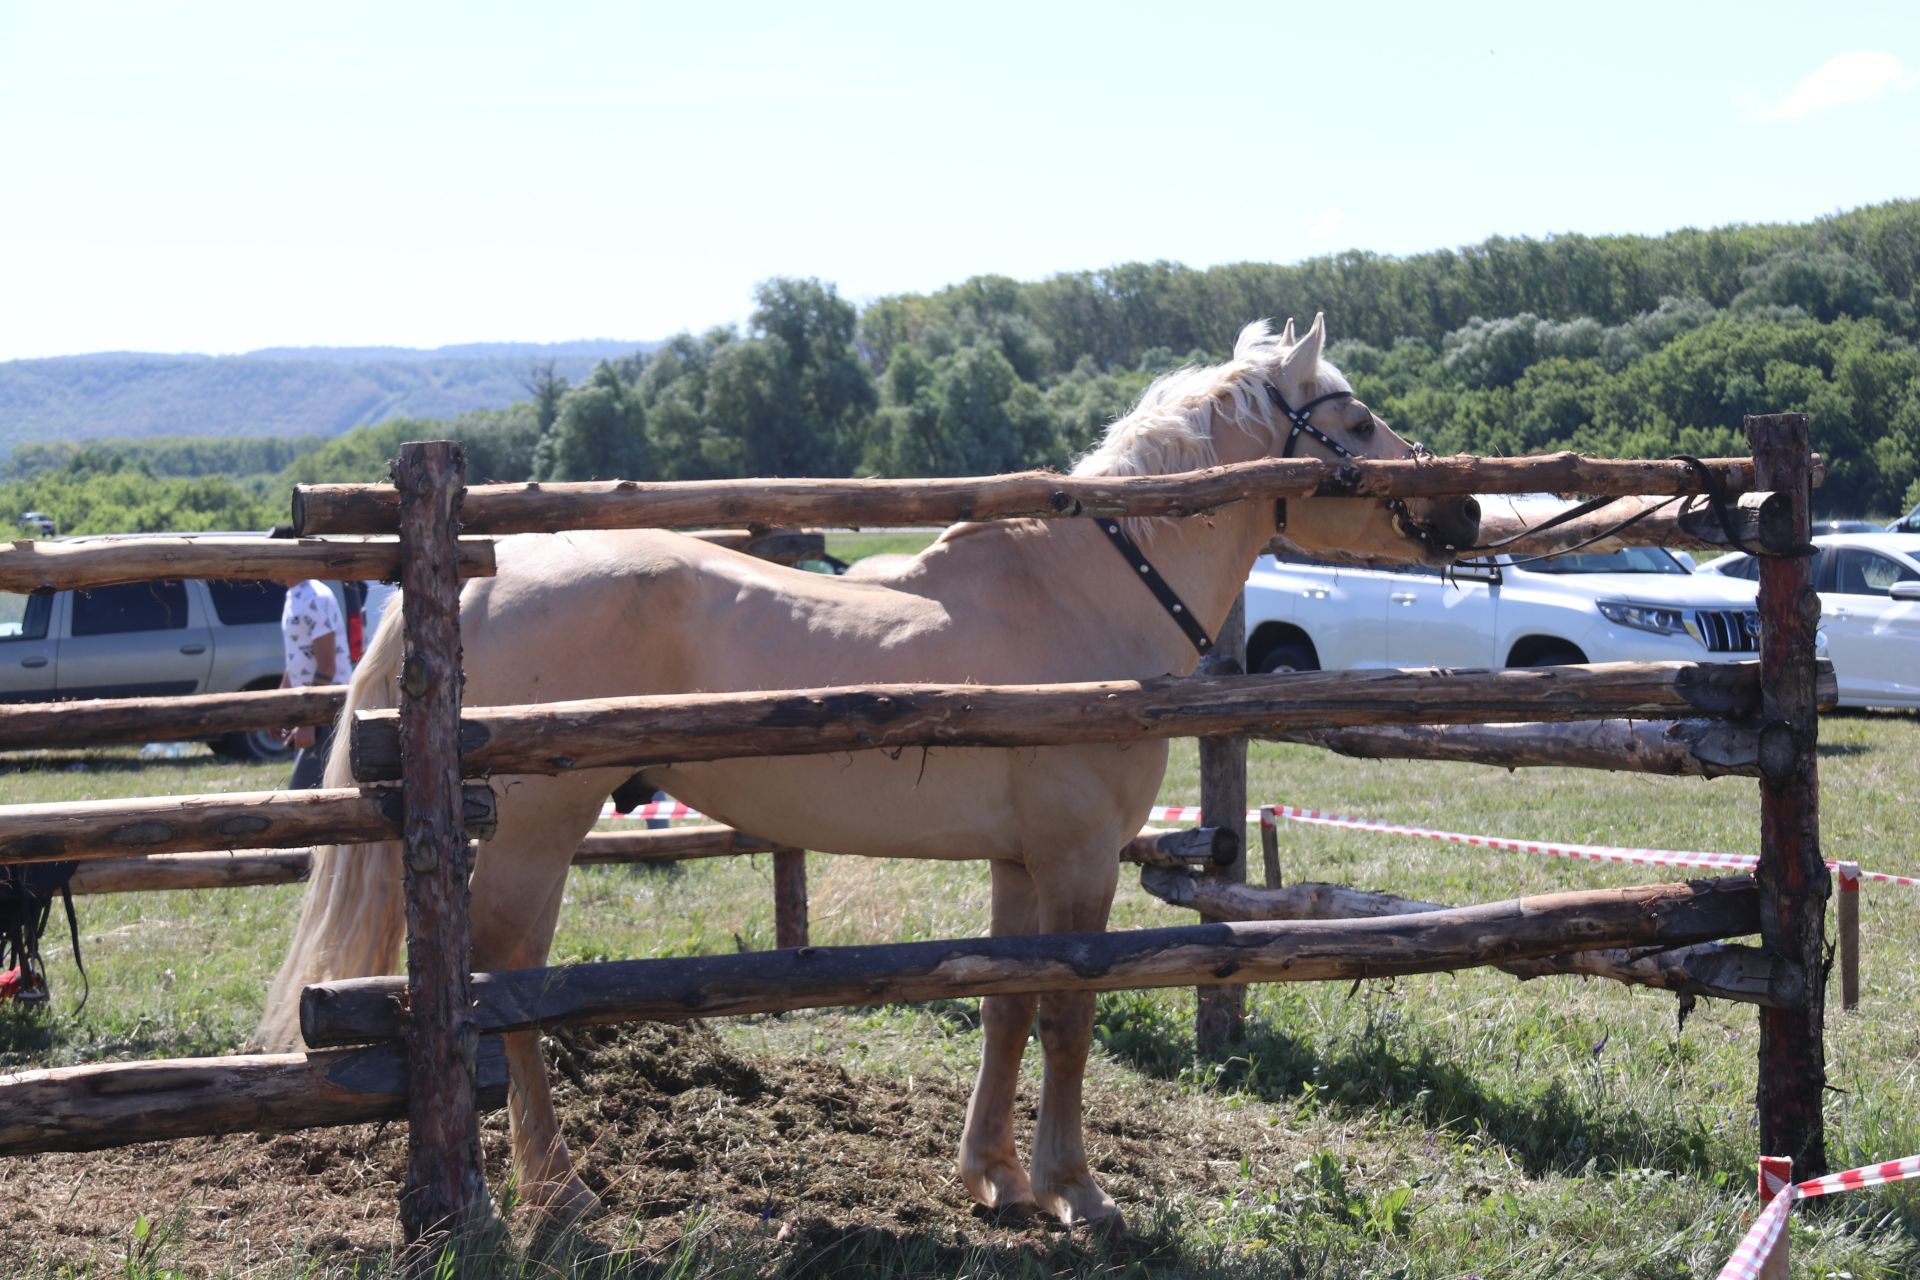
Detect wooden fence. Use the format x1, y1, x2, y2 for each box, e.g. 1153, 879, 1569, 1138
0, 428, 1830, 1250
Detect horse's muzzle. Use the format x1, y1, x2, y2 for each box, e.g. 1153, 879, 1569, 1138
1402, 495, 1481, 563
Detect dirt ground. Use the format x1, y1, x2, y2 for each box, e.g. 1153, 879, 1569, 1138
0, 1021, 1294, 1276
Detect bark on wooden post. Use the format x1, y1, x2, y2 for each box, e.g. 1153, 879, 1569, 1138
394, 441, 490, 1246
1835, 862, 1860, 1011
772, 847, 809, 948
1747, 412, 1827, 1178
1195, 598, 1248, 1054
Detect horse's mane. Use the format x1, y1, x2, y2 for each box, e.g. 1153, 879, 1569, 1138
1070, 320, 1349, 479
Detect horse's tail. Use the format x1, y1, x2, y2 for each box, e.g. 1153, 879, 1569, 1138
255, 614, 409, 1052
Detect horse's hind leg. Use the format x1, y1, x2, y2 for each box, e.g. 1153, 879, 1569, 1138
467, 773, 620, 1224
958, 859, 1041, 1215
1028, 853, 1122, 1226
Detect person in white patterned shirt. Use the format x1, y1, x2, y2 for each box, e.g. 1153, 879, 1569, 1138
279, 579, 354, 789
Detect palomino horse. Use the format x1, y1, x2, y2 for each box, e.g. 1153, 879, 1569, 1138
259, 315, 1479, 1226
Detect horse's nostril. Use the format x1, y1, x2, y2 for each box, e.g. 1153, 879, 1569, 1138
1460, 497, 1480, 523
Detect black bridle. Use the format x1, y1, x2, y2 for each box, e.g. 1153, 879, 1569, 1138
1265, 383, 1457, 555
1099, 381, 1450, 659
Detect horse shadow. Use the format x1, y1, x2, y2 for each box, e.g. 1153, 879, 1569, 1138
1092, 992, 1716, 1180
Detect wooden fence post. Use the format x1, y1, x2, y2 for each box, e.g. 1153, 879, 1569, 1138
1747, 412, 1827, 1178
1259, 805, 1281, 888
772, 847, 809, 949
1195, 598, 1248, 1054
394, 441, 490, 1247
1835, 861, 1859, 1011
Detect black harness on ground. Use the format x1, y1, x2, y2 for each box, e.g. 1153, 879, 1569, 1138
0, 859, 85, 1011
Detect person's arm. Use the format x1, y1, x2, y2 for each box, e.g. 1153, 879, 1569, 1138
312, 630, 337, 685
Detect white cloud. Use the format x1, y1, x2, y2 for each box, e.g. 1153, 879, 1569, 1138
1307, 206, 1344, 240
1769, 51, 1911, 120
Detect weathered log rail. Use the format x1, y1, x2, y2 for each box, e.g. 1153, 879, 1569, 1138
348, 660, 1798, 782
0, 686, 347, 753
1137, 866, 1802, 1007
64, 824, 1235, 895
292, 452, 1774, 536
0, 535, 496, 593
300, 877, 1760, 1047
0, 1040, 509, 1158
1273, 717, 1783, 779
0, 786, 496, 865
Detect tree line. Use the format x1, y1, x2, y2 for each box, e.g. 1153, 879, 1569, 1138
9, 198, 1918, 535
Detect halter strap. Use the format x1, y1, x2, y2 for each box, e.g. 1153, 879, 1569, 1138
1098, 519, 1214, 656
1266, 384, 1362, 460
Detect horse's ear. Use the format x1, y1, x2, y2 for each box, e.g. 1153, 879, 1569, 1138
1286, 312, 1326, 372
1281, 317, 1298, 346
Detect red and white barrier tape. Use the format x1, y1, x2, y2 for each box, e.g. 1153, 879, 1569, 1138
1718, 1154, 1920, 1280
600, 798, 1912, 889
1266, 804, 1919, 889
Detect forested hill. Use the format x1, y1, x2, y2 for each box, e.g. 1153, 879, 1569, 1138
0, 340, 652, 450
6, 200, 1919, 535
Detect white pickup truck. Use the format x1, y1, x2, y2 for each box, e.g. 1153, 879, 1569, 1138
1242, 544, 1764, 674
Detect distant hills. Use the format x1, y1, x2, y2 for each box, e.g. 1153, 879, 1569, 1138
0, 340, 655, 453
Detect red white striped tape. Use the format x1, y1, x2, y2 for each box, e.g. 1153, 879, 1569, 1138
599, 798, 1915, 889
1718, 1154, 1920, 1279
1266, 803, 1920, 888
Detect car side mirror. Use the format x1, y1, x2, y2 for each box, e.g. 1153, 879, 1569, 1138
1890, 582, 1920, 602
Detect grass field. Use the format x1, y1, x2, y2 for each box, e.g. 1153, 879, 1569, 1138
2, 710, 1917, 1277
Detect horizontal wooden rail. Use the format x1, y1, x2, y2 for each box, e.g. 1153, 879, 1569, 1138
1273, 717, 1786, 779
1137, 867, 1801, 1006
0, 786, 496, 866
0, 686, 348, 753
292, 452, 1770, 536
300, 876, 1759, 1046
349, 660, 1791, 781
1469, 491, 1804, 558
0, 1040, 507, 1157
66, 823, 1230, 895
0, 536, 495, 594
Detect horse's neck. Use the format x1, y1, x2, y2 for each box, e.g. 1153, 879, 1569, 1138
917, 503, 1271, 677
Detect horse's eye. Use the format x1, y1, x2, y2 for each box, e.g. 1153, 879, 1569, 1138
1351, 417, 1375, 436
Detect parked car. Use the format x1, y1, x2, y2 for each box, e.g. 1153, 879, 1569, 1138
1889, 503, 1920, 534
1244, 542, 1764, 675
1700, 532, 1920, 709
0, 538, 365, 759
1815, 519, 1886, 535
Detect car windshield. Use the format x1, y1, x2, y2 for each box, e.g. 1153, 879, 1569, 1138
1515, 547, 1688, 575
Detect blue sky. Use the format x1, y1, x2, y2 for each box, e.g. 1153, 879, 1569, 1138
2, 1, 1916, 359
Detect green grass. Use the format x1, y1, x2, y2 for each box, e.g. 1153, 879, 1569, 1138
5, 713, 1920, 1277
824, 530, 942, 563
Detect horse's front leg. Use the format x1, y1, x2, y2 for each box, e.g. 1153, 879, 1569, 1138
1029, 853, 1122, 1226
959, 858, 1041, 1215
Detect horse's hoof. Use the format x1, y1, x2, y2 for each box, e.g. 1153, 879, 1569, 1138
960, 1155, 1038, 1217
1032, 1172, 1119, 1228
525, 1175, 605, 1230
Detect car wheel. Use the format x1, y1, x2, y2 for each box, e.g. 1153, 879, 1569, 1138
212, 726, 297, 763
1519, 645, 1587, 667
1256, 642, 1320, 674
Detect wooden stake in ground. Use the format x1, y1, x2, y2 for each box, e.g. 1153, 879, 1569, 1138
1195, 599, 1247, 1054
772, 847, 809, 949
394, 441, 490, 1245
1748, 412, 1827, 1177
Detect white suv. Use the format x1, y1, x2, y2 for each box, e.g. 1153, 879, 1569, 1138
1243, 545, 1764, 674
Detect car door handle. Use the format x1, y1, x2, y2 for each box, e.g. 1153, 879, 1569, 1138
180, 643, 208, 655
1390, 592, 1417, 604
20, 656, 47, 668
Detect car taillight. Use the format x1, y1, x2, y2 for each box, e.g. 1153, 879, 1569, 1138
347, 612, 365, 664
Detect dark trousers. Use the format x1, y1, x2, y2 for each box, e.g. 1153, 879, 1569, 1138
290, 723, 336, 791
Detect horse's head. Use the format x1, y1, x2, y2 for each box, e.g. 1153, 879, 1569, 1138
1227, 314, 1480, 567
